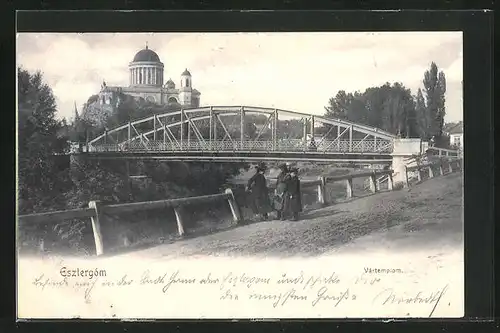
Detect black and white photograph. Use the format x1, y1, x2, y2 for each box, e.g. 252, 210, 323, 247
17, 31, 464, 319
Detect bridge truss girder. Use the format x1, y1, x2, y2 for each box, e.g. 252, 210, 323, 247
89, 106, 396, 154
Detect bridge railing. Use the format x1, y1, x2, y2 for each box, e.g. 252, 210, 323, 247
404, 157, 462, 187
17, 189, 241, 257
426, 146, 460, 158
266, 169, 395, 205
88, 139, 394, 154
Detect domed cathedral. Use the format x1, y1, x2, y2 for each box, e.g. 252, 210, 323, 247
98, 44, 201, 108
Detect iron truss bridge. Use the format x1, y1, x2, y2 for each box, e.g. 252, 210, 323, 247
85, 106, 397, 163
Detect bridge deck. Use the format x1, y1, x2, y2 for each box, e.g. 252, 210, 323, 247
81, 150, 393, 163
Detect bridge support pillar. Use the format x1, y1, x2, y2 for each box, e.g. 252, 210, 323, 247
391, 138, 424, 188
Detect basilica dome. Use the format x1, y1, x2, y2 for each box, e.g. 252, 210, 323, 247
132, 46, 161, 62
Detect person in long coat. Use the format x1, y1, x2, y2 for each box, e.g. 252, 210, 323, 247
283, 167, 302, 221
246, 164, 273, 220
274, 163, 289, 220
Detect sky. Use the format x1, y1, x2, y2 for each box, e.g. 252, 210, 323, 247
16, 32, 463, 123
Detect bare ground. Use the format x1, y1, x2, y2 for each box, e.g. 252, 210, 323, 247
115, 172, 463, 260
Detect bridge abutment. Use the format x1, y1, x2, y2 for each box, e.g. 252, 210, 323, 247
391, 138, 424, 187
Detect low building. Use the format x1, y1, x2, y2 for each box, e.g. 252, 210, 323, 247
446, 122, 463, 149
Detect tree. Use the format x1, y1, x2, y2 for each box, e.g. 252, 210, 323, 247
18, 68, 70, 213
323, 83, 419, 138
415, 88, 429, 139
422, 62, 447, 139
324, 90, 352, 120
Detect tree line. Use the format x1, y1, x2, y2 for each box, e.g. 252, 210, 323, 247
323, 62, 450, 147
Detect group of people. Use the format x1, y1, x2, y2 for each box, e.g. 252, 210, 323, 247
246, 162, 302, 221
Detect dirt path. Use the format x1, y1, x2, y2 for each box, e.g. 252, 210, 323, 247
116, 172, 463, 260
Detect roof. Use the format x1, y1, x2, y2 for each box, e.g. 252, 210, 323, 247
133, 46, 161, 62
181, 68, 191, 76
448, 122, 463, 134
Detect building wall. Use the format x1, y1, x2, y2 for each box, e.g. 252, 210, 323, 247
449, 133, 463, 148
99, 87, 198, 108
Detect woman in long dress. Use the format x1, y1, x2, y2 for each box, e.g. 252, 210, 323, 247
283, 167, 302, 221
274, 163, 289, 220
246, 164, 273, 221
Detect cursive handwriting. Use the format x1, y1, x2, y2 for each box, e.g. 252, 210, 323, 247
220, 272, 271, 290
372, 284, 449, 317
303, 272, 340, 290
32, 274, 69, 290
162, 270, 196, 294
248, 288, 308, 308
311, 287, 355, 307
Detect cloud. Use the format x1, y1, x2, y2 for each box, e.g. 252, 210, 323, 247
16, 32, 463, 123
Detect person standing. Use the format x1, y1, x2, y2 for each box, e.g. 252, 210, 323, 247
283, 167, 302, 221
246, 163, 273, 221
274, 163, 289, 220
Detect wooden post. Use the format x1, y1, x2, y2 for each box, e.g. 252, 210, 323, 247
387, 172, 394, 191
88, 200, 104, 256
173, 207, 185, 237
345, 177, 353, 198
369, 173, 377, 193
225, 188, 242, 223
403, 166, 409, 188
317, 176, 326, 205
417, 168, 422, 182
428, 165, 434, 178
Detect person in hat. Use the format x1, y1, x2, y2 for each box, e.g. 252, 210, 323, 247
274, 163, 290, 220
283, 167, 302, 221
246, 163, 273, 221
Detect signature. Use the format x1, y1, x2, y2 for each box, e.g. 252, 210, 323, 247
372, 284, 449, 317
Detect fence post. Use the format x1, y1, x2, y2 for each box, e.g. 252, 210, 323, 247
448, 160, 453, 173
317, 176, 326, 206
428, 165, 434, 178
369, 172, 377, 193
387, 172, 394, 191
417, 167, 423, 182
403, 166, 409, 188
439, 161, 445, 176
88, 200, 104, 256
173, 207, 185, 237
225, 188, 242, 223
345, 177, 353, 198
